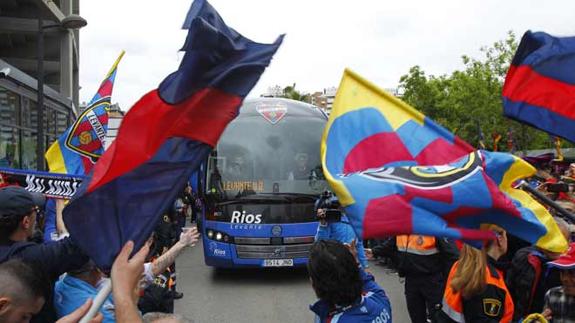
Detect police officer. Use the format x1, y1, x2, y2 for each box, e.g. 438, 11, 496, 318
366, 234, 459, 323
437, 226, 513, 322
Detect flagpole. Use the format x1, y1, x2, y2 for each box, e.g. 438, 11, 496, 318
518, 181, 575, 222
79, 279, 112, 323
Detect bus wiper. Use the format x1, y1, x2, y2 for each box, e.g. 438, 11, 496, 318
242, 192, 318, 202
216, 192, 317, 205
217, 198, 281, 206
256, 192, 318, 199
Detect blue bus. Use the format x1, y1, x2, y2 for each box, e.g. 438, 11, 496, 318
198, 98, 328, 268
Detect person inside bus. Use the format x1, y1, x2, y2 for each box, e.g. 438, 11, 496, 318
227, 155, 250, 180
288, 152, 311, 180
308, 240, 392, 322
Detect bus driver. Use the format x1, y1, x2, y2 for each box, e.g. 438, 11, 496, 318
288, 152, 311, 180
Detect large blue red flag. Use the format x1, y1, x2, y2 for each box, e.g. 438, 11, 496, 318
63, 0, 284, 270
45, 51, 125, 175
322, 69, 567, 253
503, 31, 575, 142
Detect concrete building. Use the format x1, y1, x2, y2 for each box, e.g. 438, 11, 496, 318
0, 0, 85, 170
261, 85, 283, 98
310, 86, 402, 115
310, 86, 337, 115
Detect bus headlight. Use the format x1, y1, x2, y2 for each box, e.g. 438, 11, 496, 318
205, 229, 233, 243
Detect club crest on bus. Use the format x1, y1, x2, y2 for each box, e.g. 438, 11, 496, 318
256, 103, 287, 125
65, 97, 110, 162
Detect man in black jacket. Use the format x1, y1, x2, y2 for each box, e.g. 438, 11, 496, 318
0, 186, 88, 323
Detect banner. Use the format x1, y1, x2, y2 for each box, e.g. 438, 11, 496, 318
63, 0, 284, 271
503, 31, 575, 142
45, 51, 125, 175
321, 68, 567, 253
0, 167, 84, 199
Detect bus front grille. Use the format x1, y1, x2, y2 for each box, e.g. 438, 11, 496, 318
235, 243, 313, 259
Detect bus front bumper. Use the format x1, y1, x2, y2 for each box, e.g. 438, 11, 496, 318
203, 240, 310, 268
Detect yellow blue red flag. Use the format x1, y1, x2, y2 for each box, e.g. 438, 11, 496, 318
321, 69, 567, 253
45, 51, 125, 175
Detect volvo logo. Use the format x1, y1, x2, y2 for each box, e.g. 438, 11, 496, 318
271, 225, 282, 236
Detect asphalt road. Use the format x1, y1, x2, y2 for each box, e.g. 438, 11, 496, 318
174, 240, 409, 323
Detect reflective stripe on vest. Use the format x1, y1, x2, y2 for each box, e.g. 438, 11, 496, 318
396, 235, 439, 255
442, 298, 465, 323
442, 261, 465, 322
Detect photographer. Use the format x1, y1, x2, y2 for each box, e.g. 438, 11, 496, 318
314, 192, 368, 269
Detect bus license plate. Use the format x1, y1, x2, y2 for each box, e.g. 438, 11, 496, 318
263, 259, 293, 267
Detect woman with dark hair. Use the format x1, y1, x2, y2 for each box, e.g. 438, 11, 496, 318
308, 240, 392, 322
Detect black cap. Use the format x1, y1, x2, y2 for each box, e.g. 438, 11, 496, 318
0, 186, 45, 217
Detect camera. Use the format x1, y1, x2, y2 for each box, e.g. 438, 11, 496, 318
547, 182, 571, 193
315, 191, 342, 222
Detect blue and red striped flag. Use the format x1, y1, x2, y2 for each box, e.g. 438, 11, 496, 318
45, 51, 125, 175
322, 69, 567, 253
63, 0, 284, 270
503, 31, 575, 142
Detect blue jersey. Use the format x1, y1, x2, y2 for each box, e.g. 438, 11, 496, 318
54, 275, 115, 323
310, 269, 392, 323
315, 215, 368, 268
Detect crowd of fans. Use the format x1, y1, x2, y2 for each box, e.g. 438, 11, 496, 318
310, 161, 575, 322
2, 160, 575, 322
0, 182, 201, 323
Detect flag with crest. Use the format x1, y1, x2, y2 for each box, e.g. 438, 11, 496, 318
45, 51, 125, 175
321, 69, 567, 253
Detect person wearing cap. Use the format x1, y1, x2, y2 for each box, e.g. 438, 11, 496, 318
0, 186, 88, 322
542, 243, 575, 322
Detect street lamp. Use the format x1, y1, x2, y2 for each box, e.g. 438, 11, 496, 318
36, 13, 87, 170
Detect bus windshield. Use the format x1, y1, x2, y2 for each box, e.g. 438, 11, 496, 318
206, 110, 328, 201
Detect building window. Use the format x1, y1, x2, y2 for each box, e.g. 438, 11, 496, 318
20, 130, 37, 170
0, 84, 71, 170
56, 110, 68, 135
0, 87, 20, 126
0, 126, 19, 168
21, 96, 36, 129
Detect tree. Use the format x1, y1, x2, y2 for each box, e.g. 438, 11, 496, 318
399, 31, 555, 152
282, 83, 310, 103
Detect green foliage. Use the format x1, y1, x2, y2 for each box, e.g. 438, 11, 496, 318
398, 31, 557, 152
282, 83, 311, 103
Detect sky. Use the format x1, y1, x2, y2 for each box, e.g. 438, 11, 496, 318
79, 0, 575, 110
